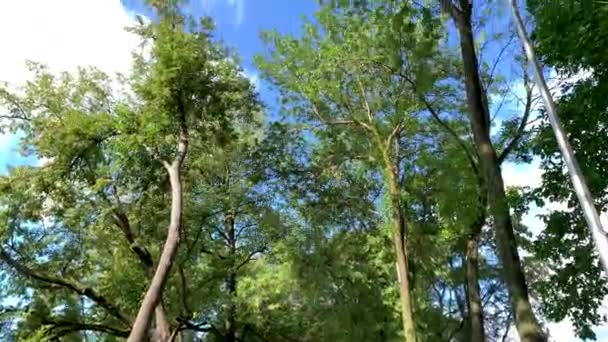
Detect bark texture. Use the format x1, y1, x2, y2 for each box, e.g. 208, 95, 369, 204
387, 165, 417, 342
465, 214, 486, 342
447, 1, 547, 341
224, 211, 237, 342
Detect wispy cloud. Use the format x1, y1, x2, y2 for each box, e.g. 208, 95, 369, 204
202, 0, 245, 27
243, 68, 259, 90
227, 0, 245, 27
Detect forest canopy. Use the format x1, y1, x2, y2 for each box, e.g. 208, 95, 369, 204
0, 0, 607, 341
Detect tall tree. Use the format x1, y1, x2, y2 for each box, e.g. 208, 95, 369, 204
526, 0, 608, 339
441, 0, 547, 341
0, 4, 260, 341
257, 2, 445, 340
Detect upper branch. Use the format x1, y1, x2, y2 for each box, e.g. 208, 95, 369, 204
497, 52, 533, 164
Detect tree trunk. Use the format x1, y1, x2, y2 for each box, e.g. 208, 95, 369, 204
111, 211, 172, 341
451, 3, 546, 341
465, 216, 485, 342
224, 211, 237, 342
387, 166, 417, 342
128, 163, 185, 342
154, 305, 171, 341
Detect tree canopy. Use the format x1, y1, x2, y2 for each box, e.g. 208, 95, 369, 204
0, 0, 607, 341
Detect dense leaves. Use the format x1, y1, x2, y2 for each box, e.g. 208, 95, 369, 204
0, 0, 606, 341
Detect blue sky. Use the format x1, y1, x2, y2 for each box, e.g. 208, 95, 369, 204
122, 0, 319, 112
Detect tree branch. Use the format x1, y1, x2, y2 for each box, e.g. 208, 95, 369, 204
110, 209, 154, 274
421, 96, 479, 175
309, 101, 356, 126
43, 319, 130, 338
0, 247, 130, 325
235, 248, 266, 271
174, 90, 189, 167
177, 318, 214, 333
485, 33, 516, 92
497, 52, 533, 164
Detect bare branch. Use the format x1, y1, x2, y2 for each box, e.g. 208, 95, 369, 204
421, 96, 479, 175
387, 119, 404, 149
485, 32, 516, 92
144, 145, 171, 169
178, 319, 215, 333
498, 52, 533, 164
354, 73, 374, 123
178, 265, 192, 316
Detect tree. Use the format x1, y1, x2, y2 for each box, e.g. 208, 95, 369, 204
0, 3, 261, 340
525, 0, 608, 338
441, 0, 547, 341
256, 2, 467, 340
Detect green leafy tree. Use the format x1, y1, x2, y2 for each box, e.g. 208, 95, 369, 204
0, 3, 262, 340
526, 0, 608, 338
255, 1, 475, 340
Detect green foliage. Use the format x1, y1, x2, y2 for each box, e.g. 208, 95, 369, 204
1, 0, 602, 341
527, 0, 608, 339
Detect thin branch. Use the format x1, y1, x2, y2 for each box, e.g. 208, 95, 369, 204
144, 145, 171, 169
440, 0, 467, 28
421, 97, 479, 175
235, 248, 265, 271
491, 90, 509, 123
169, 322, 184, 342
378, 58, 479, 175
354, 73, 374, 123
445, 319, 465, 342
178, 265, 192, 316
501, 311, 513, 342
178, 319, 214, 333
43, 319, 130, 338
0, 88, 31, 122
0, 247, 130, 325
201, 246, 226, 260
309, 101, 356, 126
497, 52, 533, 164
485, 33, 516, 92
387, 120, 404, 150
235, 223, 257, 240
110, 209, 154, 274
174, 90, 189, 167
214, 225, 231, 245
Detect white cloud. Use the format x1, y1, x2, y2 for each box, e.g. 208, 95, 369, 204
0, 0, 139, 161
502, 157, 608, 341
227, 0, 245, 27
0, 0, 139, 88
243, 68, 259, 89
502, 159, 544, 189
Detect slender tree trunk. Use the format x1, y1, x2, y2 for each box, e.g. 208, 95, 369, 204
449, 2, 546, 341
386, 167, 417, 342
129, 164, 185, 341
465, 216, 486, 342
224, 211, 237, 342
509, 0, 608, 273
129, 118, 188, 340
154, 305, 171, 341
111, 211, 172, 341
